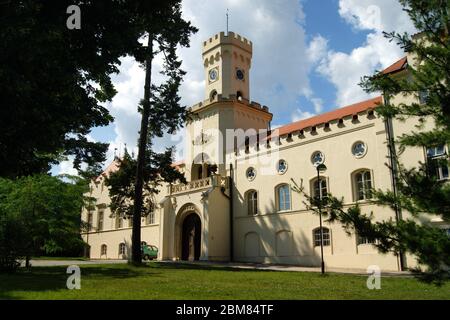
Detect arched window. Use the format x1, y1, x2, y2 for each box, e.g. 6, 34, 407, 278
209, 90, 217, 101
247, 190, 258, 215
101, 244, 107, 256
197, 165, 203, 179
312, 177, 328, 199
119, 243, 126, 255
276, 184, 291, 211
313, 227, 330, 247
245, 136, 250, 153
354, 170, 372, 200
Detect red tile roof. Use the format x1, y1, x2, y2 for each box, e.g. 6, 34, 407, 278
271, 96, 382, 138
95, 158, 185, 182
171, 160, 185, 168
381, 56, 408, 75
95, 159, 120, 182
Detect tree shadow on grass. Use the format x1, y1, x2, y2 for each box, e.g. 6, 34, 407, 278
0, 264, 159, 300
150, 261, 281, 273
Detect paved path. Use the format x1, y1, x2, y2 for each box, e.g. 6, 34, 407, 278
22, 259, 127, 267
159, 260, 413, 277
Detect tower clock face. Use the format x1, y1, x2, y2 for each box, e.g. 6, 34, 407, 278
236, 69, 244, 80
209, 68, 218, 82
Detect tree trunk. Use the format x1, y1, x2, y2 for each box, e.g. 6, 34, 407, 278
132, 34, 153, 265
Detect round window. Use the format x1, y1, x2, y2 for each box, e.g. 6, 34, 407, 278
246, 167, 256, 181
277, 159, 288, 174
311, 151, 325, 166
352, 141, 367, 158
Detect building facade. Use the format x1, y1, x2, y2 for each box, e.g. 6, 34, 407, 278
81, 32, 449, 271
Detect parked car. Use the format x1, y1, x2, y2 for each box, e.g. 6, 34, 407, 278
141, 244, 158, 261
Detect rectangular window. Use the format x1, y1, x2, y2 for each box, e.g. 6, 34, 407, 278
247, 191, 258, 215
426, 145, 449, 180
355, 171, 372, 201
419, 90, 429, 104
357, 235, 375, 245
427, 145, 446, 158
116, 216, 123, 229
148, 212, 155, 225
87, 212, 93, 232
314, 228, 330, 247
97, 210, 104, 231
277, 185, 291, 211
314, 179, 328, 199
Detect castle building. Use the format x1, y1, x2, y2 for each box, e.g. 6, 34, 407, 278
81, 32, 449, 271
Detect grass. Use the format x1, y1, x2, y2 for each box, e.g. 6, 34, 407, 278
0, 262, 449, 300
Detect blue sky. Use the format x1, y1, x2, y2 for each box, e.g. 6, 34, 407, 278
54, 0, 415, 175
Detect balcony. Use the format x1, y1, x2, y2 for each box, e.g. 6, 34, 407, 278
168, 175, 229, 195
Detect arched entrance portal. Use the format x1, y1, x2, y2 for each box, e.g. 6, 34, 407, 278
181, 213, 201, 261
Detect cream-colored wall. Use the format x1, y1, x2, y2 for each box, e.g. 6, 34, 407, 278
186, 99, 272, 178
81, 175, 165, 259
82, 225, 160, 260
204, 184, 230, 261
234, 203, 399, 270
232, 109, 404, 270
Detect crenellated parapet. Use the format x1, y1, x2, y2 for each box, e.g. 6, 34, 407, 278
203, 31, 252, 55
235, 97, 381, 158
188, 93, 270, 114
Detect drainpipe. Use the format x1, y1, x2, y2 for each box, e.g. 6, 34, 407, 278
383, 92, 406, 271
229, 163, 234, 262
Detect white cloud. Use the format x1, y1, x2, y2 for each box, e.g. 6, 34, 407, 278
292, 108, 315, 122
307, 35, 328, 64
338, 0, 414, 33
178, 0, 313, 112
58, 156, 79, 176
310, 97, 323, 113
315, 0, 416, 107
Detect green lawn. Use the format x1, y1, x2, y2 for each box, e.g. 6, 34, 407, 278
0, 262, 449, 299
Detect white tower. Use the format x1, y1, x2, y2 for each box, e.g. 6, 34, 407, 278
184, 32, 272, 181
202, 31, 252, 101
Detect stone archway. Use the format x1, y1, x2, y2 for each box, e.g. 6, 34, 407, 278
174, 203, 203, 260
181, 213, 201, 261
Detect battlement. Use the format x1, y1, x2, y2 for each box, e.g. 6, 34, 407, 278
235, 106, 380, 158
203, 31, 252, 54
188, 94, 269, 114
